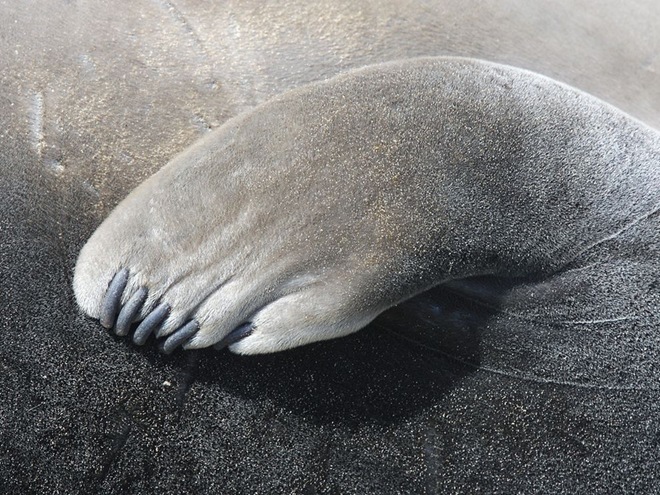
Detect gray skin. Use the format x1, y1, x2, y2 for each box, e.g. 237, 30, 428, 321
73, 57, 660, 354
4, 0, 660, 210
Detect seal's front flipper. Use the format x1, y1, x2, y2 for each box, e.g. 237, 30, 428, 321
73, 57, 660, 355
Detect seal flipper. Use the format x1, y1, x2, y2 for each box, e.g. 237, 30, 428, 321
73, 57, 660, 355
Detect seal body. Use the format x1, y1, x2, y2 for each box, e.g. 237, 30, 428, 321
4, 2, 660, 493
73, 58, 660, 354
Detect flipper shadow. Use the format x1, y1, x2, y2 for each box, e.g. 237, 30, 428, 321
128, 285, 494, 426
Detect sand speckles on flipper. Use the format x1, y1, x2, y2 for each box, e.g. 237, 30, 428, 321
73, 57, 660, 355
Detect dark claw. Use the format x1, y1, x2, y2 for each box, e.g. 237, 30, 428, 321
133, 302, 170, 345
160, 320, 200, 355
115, 287, 148, 336
213, 323, 254, 351
100, 269, 129, 329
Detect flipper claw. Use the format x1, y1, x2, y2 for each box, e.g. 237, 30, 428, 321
115, 287, 148, 336
213, 323, 254, 351
160, 320, 200, 354
100, 269, 129, 329
133, 302, 170, 345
